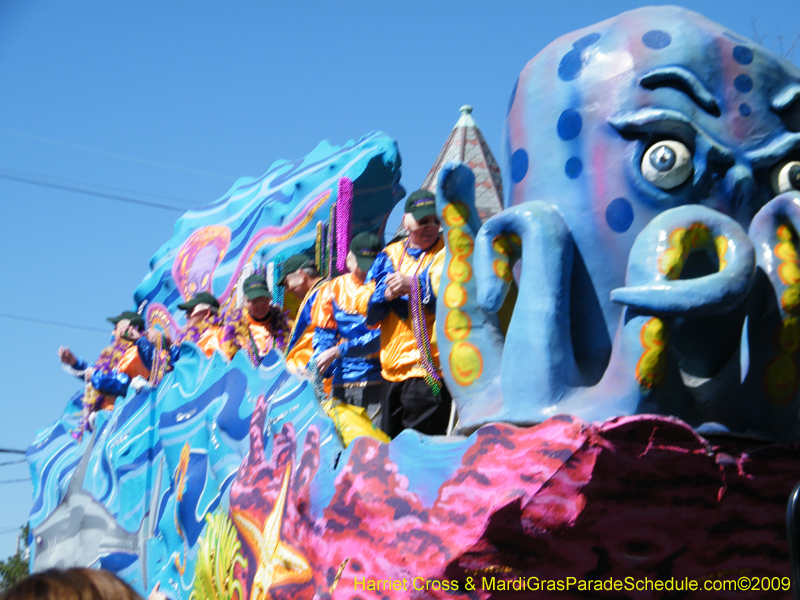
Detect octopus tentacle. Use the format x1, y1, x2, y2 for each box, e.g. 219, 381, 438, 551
610, 205, 756, 316
476, 201, 577, 416
435, 163, 505, 431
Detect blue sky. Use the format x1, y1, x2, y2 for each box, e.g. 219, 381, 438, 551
1, 0, 798, 559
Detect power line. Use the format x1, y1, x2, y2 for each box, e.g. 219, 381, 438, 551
0, 170, 189, 213
0, 127, 235, 181
0, 528, 24, 535
0, 479, 29, 484
0, 167, 198, 208
0, 449, 26, 455
0, 460, 26, 467
0, 312, 109, 334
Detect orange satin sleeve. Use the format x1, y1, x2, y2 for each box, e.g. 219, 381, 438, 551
354, 279, 375, 319
197, 326, 225, 358
116, 346, 151, 380
310, 284, 337, 330
285, 331, 314, 373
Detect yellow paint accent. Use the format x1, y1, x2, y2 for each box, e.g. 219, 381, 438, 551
450, 341, 484, 386
492, 235, 512, 256
448, 256, 473, 283
714, 236, 728, 271
493, 259, 512, 282
778, 224, 794, 242
443, 283, 468, 308
447, 228, 474, 257
175, 442, 191, 502
442, 201, 469, 226
444, 310, 472, 341
778, 317, 800, 353
783, 284, 800, 313
775, 224, 800, 314
766, 225, 800, 405
780, 263, 800, 286
776, 243, 799, 264
635, 317, 669, 389
242, 190, 332, 268
765, 352, 799, 406
658, 223, 716, 280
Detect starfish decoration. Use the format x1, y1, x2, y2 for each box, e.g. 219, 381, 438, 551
231, 463, 312, 600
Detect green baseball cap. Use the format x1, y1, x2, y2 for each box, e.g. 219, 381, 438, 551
404, 189, 437, 221
276, 253, 314, 285
243, 274, 272, 300
107, 310, 145, 331
349, 232, 382, 273
177, 291, 221, 312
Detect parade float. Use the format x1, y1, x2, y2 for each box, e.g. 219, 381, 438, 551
26, 6, 800, 599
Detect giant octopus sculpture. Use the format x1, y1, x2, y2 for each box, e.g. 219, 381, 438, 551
438, 5, 800, 441
26, 7, 800, 600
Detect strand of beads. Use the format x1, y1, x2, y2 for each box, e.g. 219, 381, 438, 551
409, 274, 442, 396
336, 177, 353, 272
247, 329, 261, 367
72, 388, 100, 441
273, 252, 285, 308
306, 357, 328, 403
315, 222, 325, 275
327, 204, 336, 278
147, 332, 165, 387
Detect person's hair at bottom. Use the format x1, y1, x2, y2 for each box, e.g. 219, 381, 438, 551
1, 567, 143, 600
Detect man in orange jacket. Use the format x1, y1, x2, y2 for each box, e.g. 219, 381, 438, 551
229, 273, 290, 366
278, 253, 327, 375
311, 232, 383, 408
366, 190, 452, 438
176, 291, 228, 358
59, 310, 178, 438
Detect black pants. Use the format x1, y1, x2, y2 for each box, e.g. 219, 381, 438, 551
332, 383, 382, 408
379, 377, 452, 438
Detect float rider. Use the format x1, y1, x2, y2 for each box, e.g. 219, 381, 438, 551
226, 273, 290, 366
59, 311, 178, 438
366, 189, 452, 438
312, 232, 383, 409
278, 253, 327, 375
176, 291, 229, 358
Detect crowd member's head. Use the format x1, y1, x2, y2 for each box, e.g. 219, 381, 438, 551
346, 232, 382, 279
0, 567, 144, 600
242, 274, 273, 320
177, 292, 221, 328
402, 190, 440, 250
107, 311, 145, 342
277, 253, 319, 298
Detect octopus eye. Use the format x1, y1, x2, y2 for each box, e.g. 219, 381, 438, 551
770, 159, 800, 195
641, 140, 693, 189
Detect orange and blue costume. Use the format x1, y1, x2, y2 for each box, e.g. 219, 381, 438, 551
366, 237, 444, 381
71, 338, 179, 408
311, 273, 381, 389
285, 281, 327, 374
366, 236, 451, 437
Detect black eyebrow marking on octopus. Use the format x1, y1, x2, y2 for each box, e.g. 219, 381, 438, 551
639, 66, 721, 117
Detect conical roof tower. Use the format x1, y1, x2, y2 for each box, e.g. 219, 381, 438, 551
421, 105, 504, 222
